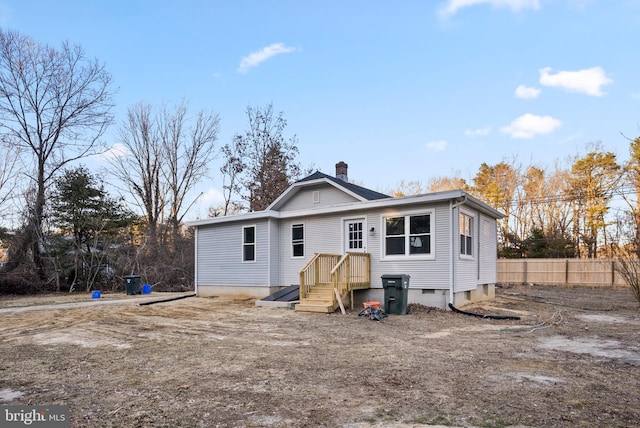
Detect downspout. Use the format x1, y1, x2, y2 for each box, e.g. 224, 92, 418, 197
193, 227, 198, 296
450, 195, 468, 306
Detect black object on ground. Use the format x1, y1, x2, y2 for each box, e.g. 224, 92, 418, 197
260, 284, 300, 302
358, 306, 388, 321
448, 303, 520, 320
139, 293, 196, 306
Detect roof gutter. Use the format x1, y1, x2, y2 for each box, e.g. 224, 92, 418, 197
449, 195, 467, 306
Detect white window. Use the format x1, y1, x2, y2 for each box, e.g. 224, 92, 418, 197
383, 212, 433, 258
242, 225, 256, 262
460, 212, 473, 256
292, 224, 304, 257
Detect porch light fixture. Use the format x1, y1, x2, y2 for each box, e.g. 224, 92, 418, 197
369, 226, 375, 236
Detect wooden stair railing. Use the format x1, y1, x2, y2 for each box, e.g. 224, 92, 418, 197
298, 252, 370, 313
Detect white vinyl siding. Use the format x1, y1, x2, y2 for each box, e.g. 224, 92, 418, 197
277, 184, 361, 211
196, 220, 271, 287
279, 205, 452, 290
193, 198, 499, 294
373, 204, 450, 289
279, 215, 343, 286
479, 215, 498, 283
456, 207, 479, 292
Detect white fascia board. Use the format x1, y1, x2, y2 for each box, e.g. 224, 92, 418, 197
185, 210, 280, 227
276, 190, 503, 220
458, 193, 505, 219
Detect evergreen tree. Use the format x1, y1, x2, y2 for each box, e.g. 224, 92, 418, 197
50, 166, 135, 290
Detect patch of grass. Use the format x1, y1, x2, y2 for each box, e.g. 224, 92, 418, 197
361, 408, 399, 424
411, 414, 453, 426
469, 415, 523, 428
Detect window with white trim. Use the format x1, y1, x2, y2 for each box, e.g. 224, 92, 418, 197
460, 212, 473, 256
242, 226, 256, 262
384, 213, 432, 257
292, 224, 304, 257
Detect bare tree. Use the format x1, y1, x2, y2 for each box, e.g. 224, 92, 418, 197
158, 101, 220, 230
613, 250, 640, 307
110, 102, 165, 251
218, 135, 247, 216
111, 101, 220, 247
427, 175, 468, 193
388, 180, 426, 197
0, 30, 114, 277
0, 138, 22, 224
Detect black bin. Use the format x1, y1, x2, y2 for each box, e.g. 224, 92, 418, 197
124, 275, 141, 295
381, 274, 410, 315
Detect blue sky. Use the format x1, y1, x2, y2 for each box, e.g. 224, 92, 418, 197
2, 0, 639, 220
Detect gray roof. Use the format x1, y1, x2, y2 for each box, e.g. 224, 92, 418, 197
297, 171, 391, 201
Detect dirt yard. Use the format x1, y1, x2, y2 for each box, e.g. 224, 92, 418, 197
0, 285, 639, 428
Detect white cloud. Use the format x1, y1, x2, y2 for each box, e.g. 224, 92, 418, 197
237, 43, 297, 74
631, 92, 640, 100
539, 66, 613, 96
500, 113, 562, 139
515, 85, 541, 99
96, 143, 130, 161
465, 126, 492, 136
426, 140, 448, 152
439, 0, 540, 17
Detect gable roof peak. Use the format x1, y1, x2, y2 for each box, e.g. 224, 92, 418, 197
296, 170, 390, 201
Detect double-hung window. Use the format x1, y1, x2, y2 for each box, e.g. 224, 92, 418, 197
292, 224, 304, 257
384, 212, 433, 258
243, 226, 256, 262
460, 213, 473, 257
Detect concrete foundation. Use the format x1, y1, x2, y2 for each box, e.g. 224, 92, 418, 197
196, 283, 496, 312
353, 283, 496, 311
196, 285, 281, 300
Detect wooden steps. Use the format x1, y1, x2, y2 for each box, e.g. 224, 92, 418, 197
295, 283, 335, 313
296, 253, 371, 313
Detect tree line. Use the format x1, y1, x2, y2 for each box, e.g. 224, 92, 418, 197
0, 30, 303, 293
388, 140, 639, 260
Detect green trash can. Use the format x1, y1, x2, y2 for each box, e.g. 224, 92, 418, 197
381, 274, 410, 315
124, 275, 141, 295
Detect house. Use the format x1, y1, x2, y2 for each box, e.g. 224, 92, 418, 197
186, 162, 504, 313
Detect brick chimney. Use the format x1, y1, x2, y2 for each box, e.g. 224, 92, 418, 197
335, 161, 348, 182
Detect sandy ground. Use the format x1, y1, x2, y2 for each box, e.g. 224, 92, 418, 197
0, 285, 639, 428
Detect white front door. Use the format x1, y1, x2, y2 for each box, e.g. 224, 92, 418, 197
344, 218, 367, 253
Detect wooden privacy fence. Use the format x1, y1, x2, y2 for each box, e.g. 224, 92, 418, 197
498, 259, 629, 287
